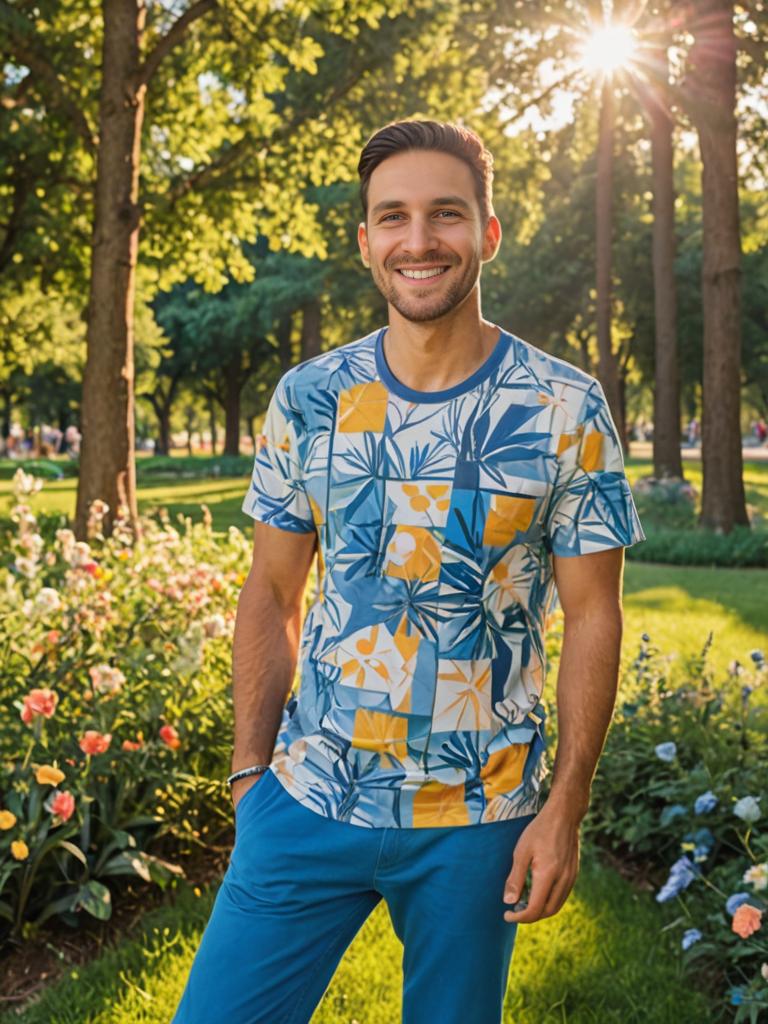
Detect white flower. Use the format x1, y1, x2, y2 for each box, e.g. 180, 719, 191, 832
14, 556, 39, 579
742, 863, 768, 891
88, 664, 126, 695
12, 468, 44, 497
203, 614, 227, 639
34, 588, 62, 615
68, 541, 92, 568
655, 742, 677, 762
733, 796, 761, 823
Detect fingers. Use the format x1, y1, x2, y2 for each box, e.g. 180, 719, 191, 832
503, 869, 576, 924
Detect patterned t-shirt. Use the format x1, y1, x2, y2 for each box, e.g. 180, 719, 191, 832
241, 324, 645, 828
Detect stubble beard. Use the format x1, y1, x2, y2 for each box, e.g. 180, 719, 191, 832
370, 253, 481, 324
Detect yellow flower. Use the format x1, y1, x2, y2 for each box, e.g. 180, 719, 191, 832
0, 810, 17, 830
35, 765, 66, 786
11, 840, 29, 860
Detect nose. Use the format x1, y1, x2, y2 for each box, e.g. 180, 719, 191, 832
400, 214, 440, 257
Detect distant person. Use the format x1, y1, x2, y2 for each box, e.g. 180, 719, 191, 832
755, 418, 767, 446
687, 417, 699, 447
172, 120, 646, 1024
64, 424, 81, 457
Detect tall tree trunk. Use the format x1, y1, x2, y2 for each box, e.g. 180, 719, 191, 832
688, 0, 748, 531
207, 393, 218, 456
223, 351, 243, 456
647, 46, 684, 480
300, 297, 322, 361
276, 313, 294, 374
75, 0, 145, 540
595, 76, 624, 448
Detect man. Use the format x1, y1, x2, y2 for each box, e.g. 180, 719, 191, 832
172, 119, 645, 1024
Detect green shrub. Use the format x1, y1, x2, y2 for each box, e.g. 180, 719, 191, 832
0, 469, 253, 947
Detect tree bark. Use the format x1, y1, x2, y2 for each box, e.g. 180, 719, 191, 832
595, 76, 625, 448
74, 0, 145, 540
223, 350, 243, 456
300, 297, 322, 361
647, 46, 684, 480
688, 0, 748, 531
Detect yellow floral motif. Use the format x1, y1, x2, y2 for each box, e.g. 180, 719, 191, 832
338, 381, 389, 433
11, 840, 29, 861
412, 781, 470, 827
433, 661, 493, 731
401, 482, 451, 514
483, 495, 536, 546
0, 810, 17, 830
351, 709, 409, 759
480, 744, 528, 799
556, 423, 584, 456
383, 525, 441, 581
579, 430, 605, 472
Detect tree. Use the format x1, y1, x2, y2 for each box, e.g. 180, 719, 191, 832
686, 0, 749, 530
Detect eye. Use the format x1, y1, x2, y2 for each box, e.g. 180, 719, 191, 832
380, 213, 403, 222
437, 210, 460, 218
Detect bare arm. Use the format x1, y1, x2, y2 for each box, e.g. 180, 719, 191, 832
230, 521, 317, 807
545, 546, 626, 824
502, 545, 627, 923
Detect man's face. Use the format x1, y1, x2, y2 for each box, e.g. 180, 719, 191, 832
358, 149, 501, 324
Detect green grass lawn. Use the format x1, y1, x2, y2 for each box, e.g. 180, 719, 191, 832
0, 844, 712, 1024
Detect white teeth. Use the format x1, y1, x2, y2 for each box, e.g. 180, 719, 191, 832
398, 267, 448, 279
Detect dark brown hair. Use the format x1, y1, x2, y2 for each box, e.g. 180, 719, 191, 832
357, 119, 494, 224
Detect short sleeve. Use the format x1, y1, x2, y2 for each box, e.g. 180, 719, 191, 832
241, 377, 315, 533
545, 380, 645, 556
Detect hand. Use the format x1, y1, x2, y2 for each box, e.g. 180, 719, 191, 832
502, 801, 582, 924
231, 772, 265, 813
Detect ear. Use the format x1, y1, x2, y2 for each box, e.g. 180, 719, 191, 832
481, 214, 502, 264
358, 221, 370, 268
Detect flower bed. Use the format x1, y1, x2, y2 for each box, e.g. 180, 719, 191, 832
0, 469, 253, 949
583, 633, 767, 1020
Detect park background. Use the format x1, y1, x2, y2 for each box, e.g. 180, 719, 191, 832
0, 0, 767, 1020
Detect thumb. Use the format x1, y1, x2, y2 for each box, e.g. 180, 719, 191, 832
504, 846, 531, 902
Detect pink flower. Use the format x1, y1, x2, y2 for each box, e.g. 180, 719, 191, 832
79, 730, 112, 755
159, 724, 181, 750
21, 687, 59, 724
50, 790, 76, 822
732, 904, 763, 939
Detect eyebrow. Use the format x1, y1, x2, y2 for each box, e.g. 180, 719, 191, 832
370, 195, 473, 217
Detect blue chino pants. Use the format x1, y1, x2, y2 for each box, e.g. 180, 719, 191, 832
171, 768, 536, 1024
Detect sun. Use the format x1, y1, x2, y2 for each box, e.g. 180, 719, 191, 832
578, 25, 637, 74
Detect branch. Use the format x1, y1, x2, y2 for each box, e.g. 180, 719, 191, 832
137, 0, 217, 88
1, 31, 97, 150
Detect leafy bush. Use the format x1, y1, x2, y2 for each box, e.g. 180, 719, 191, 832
626, 525, 768, 568
0, 469, 252, 948
135, 454, 253, 481
584, 632, 768, 1020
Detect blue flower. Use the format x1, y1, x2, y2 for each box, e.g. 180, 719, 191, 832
694, 791, 718, 815
725, 892, 751, 915
749, 649, 764, 665
730, 987, 745, 1006
641, 632, 650, 642
655, 741, 677, 762
733, 796, 761, 822
741, 685, 753, 703
656, 856, 700, 903
681, 928, 702, 950
660, 804, 687, 826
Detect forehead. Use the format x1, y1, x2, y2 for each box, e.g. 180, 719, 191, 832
367, 149, 476, 211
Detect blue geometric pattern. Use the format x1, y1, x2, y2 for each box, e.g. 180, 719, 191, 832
241, 326, 645, 828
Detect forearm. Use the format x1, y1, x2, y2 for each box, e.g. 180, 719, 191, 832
230, 574, 302, 773
545, 604, 623, 823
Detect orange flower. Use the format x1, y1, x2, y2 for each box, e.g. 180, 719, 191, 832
79, 730, 112, 755
11, 840, 29, 861
122, 738, 143, 751
0, 810, 17, 830
46, 630, 61, 645
50, 791, 76, 822
732, 904, 763, 939
159, 724, 181, 750
35, 765, 66, 786
21, 688, 59, 724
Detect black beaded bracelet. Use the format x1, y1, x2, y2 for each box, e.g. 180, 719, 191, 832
227, 764, 270, 786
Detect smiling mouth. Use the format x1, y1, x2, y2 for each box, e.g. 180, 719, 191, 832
395, 266, 450, 281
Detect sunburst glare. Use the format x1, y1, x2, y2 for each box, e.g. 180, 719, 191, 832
578, 25, 638, 74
